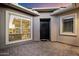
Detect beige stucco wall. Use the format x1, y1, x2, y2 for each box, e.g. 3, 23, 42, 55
52, 8, 79, 46
0, 7, 5, 49
33, 16, 40, 41
51, 16, 60, 41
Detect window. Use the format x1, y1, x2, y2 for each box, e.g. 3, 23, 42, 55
6, 11, 32, 44
63, 18, 73, 32
60, 13, 77, 36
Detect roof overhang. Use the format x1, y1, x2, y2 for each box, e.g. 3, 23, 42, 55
2, 3, 40, 16
51, 4, 79, 16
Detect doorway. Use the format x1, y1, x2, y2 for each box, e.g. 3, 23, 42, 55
40, 18, 50, 41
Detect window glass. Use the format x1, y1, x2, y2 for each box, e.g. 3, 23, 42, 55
63, 18, 73, 32
22, 20, 31, 39
9, 14, 31, 41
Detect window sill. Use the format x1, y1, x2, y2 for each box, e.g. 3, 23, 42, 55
60, 32, 77, 36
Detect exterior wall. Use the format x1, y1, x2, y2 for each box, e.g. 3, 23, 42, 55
33, 16, 40, 41
0, 7, 5, 49
33, 12, 53, 41
0, 6, 34, 49
51, 16, 60, 41
52, 8, 79, 46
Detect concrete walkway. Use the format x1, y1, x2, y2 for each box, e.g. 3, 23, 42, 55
0, 41, 79, 56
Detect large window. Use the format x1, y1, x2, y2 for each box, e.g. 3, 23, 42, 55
60, 13, 77, 36
6, 11, 32, 44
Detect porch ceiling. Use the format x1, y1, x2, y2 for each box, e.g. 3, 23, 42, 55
33, 7, 59, 12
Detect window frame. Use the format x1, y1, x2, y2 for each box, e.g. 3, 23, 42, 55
60, 13, 77, 36
5, 10, 32, 45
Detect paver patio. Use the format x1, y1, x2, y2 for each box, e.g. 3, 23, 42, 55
0, 41, 79, 56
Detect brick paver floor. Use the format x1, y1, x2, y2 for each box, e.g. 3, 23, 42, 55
0, 41, 79, 56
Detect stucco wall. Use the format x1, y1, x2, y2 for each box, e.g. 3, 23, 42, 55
51, 16, 60, 41
52, 8, 79, 46
33, 16, 40, 41
0, 6, 34, 49
0, 7, 5, 49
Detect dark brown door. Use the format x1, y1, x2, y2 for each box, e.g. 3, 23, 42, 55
40, 19, 50, 41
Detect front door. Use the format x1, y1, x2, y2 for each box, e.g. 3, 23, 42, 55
40, 19, 50, 41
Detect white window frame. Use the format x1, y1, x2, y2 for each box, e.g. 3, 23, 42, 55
60, 13, 77, 36
5, 10, 32, 45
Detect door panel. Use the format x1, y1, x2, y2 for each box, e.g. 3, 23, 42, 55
40, 19, 50, 41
